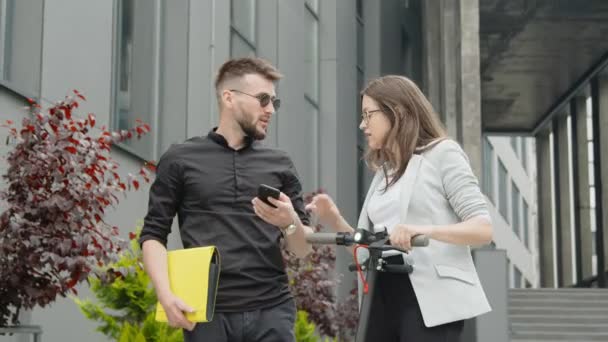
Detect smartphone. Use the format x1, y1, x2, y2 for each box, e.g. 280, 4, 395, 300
258, 184, 280, 208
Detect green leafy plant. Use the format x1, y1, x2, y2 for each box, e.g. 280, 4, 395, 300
117, 313, 182, 342
295, 310, 339, 342
74, 228, 182, 341
295, 310, 318, 342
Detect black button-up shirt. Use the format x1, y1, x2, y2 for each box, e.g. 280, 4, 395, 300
140, 129, 310, 312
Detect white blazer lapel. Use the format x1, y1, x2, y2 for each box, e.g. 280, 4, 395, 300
357, 171, 383, 231
398, 155, 423, 223
357, 155, 422, 230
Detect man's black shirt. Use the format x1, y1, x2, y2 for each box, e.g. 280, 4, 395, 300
140, 129, 310, 312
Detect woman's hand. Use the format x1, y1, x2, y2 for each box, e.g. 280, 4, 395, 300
390, 224, 430, 251
305, 194, 342, 229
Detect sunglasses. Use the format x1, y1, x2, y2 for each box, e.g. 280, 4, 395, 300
230, 89, 281, 110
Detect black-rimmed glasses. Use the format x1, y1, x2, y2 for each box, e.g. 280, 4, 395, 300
361, 109, 382, 124
230, 89, 281, 110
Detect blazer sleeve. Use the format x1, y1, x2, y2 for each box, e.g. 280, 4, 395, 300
432, 140, 491, 222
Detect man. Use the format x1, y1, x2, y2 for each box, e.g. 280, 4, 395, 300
140, 57, 314, 342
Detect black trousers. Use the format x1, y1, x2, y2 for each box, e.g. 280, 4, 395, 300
183, 298, 296, 342
364, 270, 464, 342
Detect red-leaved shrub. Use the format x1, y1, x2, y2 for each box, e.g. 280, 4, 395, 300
283, 190, 359, 340
0, 91, 153, 326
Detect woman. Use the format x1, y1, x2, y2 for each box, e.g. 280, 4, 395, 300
306, 75, 492, 341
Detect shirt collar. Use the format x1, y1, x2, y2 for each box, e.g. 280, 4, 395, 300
208, 127, 255, 150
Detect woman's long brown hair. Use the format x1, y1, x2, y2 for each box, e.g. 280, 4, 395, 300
362, 75, 447, 190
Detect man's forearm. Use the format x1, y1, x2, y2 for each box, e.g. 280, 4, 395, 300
284, 219, 314, 258
142, 240, 172, 302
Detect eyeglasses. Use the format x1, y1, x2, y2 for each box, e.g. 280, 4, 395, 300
361, 109, 382, 124
230, 89, 281, 110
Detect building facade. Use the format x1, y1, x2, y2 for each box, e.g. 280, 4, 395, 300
4, 0, 608, 341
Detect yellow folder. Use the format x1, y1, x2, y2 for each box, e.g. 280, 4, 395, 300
155, 246, 221, 323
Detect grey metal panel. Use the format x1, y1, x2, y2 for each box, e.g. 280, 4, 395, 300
256, 0, 279, 147
186, 0, 215, 138
439, 0, 459, 139
207, 0, 230, 130
318, 0, 338, 198
464, 248, 510, 342
536, 132, 555, 287
380, 0, 422, 84
335, 0, 358, 226
459, 0, 483, 177
556, 113, 574, 285
595, 77, 608, 286
335, 0, 359, 307
276, 1, 316, 191
40, 0, 113, 125
573, 97, 594, 281
421, 0, 441, 110
362, 0, 381, 82
158, 0, 188, 155
360, 0, 380, 191
3, 0, 43, 96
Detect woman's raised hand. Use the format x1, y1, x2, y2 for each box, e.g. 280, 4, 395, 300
305, 194, 342, 229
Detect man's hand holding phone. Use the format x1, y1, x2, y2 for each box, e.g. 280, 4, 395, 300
252, 184, 298, 230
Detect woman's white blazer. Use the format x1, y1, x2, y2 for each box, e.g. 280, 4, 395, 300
357, 139, 492, 327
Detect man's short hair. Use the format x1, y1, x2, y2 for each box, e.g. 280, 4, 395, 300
215, 57, 282, 92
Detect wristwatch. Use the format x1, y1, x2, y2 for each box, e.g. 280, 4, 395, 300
282, 222, 297, 236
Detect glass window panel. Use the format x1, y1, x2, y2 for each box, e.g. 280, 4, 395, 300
498, 160, 509, 221
521, 138, 528, 172
115, 0, 134, 132
304, 99, 319, 190
510, 136, 517, 153
357, 21, 364, 68
230, 32, 255, 58
112, 0, 157, 160
586, 97, 592, 149
589, 163, 595, 186
590, 186, 595, 208
588, 142, 594, 163
2, 0, 43, 94
304, 8, 318, 102
589, 206, 596, 232
507, 260, 512, 287
231, 0, 255, 44
514, 268, 522, 288
483, 138, 495, 202
357, 68, 365, 210
512, 182, 521, 238
523, 201, 529, 249
0, 0, 7, 80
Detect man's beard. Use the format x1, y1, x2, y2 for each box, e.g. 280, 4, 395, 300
238, 116, 266, 140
